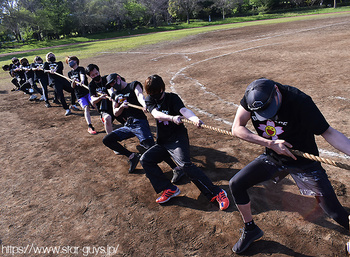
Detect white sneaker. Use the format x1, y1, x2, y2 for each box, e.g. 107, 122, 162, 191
65, 109, 72, 116
70, 105, 79, 111
29, 94, 37, 101
39, 95, 45, 101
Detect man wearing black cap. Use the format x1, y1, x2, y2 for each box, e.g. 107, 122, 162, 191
101, 73, 147, 173
229, 78, 350, 254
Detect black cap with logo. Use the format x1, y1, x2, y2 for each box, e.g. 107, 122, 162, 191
245, 78, 280, 120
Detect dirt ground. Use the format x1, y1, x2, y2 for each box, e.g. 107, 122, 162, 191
1, 14, 350, 257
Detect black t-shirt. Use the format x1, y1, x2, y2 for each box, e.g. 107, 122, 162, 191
113, 81, 147, 120
43, 61, 65, 85
240, 83, 330, 165
10, 63, 25, 82
30, 63, 47, 82
68, 66, 89, 99
146, 92, 187, 144
88, 75, 113, 114
21, 64, 34, 81
8, 64, 15, 77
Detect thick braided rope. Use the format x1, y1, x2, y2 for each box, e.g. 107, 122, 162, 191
181, 118, 233, 136
97, 97, 350, 170
50, 71, 88, 89
180, 119, 350, 170
290, 150, 350, 170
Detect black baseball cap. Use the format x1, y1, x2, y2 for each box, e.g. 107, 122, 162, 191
245, 78, 279, 120
106, 73, 118, 86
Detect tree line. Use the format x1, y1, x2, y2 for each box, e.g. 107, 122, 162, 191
0, 0, 343, 43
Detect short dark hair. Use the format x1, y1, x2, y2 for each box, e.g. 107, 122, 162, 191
66, 56, 79, 65
2, 65, 10, 71
34, 56, 43, 63
144, 74, 165, 95
85, 64, 99, 76
11, 57, 19, 63
20, 58, 29, 65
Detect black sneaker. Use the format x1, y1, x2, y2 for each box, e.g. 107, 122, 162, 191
232, 226, 264, 254
45, 101, 51, 108
171, 168, 185, 183
52, 98, 60, 104
128, 153, 141, 173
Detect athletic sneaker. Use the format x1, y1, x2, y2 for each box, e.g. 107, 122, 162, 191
171, 167, 185, 183
65, 109, 72, 116
211, 189, 230, 210
29, 94, 37, 101
39, 95, 45, 101
156, 187, 180, 204
232, 226, 264, 254
128, 153, 141, 173
87, 127, 97, 135
70, 104, 79, 111
45, 101, 51, 108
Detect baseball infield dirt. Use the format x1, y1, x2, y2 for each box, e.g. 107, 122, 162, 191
1, 13, 350, 256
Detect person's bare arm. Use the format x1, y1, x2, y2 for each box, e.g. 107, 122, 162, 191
232, 105, 296, 160
179, 107, 203, 128
321, 126, 350, 156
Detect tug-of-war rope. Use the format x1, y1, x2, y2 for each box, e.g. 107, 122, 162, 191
180, 119, 350, 171
53, 71, 350, 171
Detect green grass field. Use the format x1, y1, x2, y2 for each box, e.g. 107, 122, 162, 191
1, 8, 350, 78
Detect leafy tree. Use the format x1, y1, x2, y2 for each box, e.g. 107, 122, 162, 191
169, 0, 199, 24
1, 0, 24, 42
213, 0, 237, 19
140, 0, 169, 27
124, 0, 147, 28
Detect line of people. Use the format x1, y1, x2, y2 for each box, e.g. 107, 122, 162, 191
2, 52, 230, 210
3, 53, 350, 254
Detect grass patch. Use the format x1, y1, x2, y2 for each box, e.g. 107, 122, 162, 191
1, 9, 350, 68
2, 7, 350, 53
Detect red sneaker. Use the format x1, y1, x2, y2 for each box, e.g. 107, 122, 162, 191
156, 187, 180, 204
211, 189, 230, 210
88, 127, 97, 135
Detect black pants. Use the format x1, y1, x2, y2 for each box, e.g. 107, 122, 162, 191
103, 130, 177, 169
19, 80, 32, 94
53, 80, 76, 109
37, 76, 49, 102
229, 154, 349, 230
140, 132, 221, 199
11, 78, 20, 88
27, 78, 43, 95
